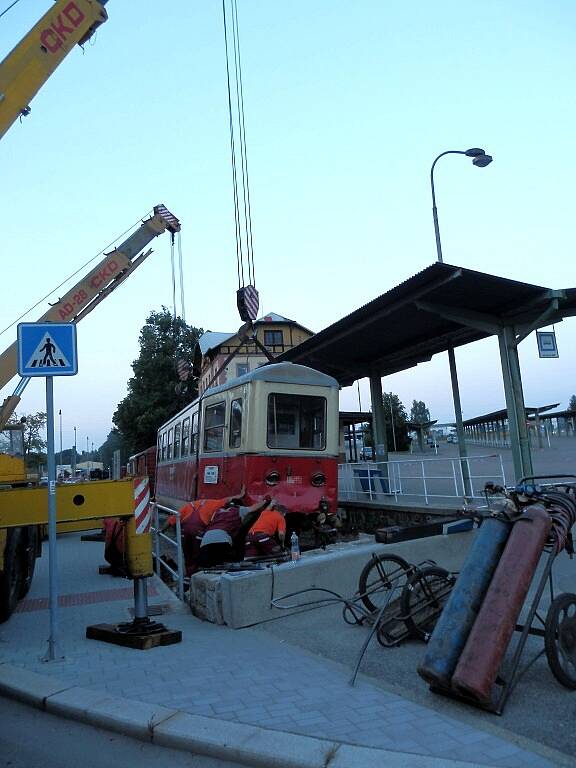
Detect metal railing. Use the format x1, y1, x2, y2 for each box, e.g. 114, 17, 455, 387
338, 454, 506, 505
151, 502, 186, 600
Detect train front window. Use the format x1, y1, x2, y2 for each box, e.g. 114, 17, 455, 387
203, 402, 226, 452
229, 398, 243, 448
267, 394, 326, 450
161, 433, 166, 461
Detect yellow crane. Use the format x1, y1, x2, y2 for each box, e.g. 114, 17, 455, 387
0, 0, 108, 141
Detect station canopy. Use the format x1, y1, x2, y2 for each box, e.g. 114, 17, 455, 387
278, 263, 576, 386
463, 404, 559, 428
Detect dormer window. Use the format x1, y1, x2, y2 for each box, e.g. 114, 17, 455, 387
264, 330, 283, 347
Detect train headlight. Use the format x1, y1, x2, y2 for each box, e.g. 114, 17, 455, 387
265, 470, 280, 486
311, 472, 326, 487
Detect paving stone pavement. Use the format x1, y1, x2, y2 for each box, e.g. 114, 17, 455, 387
0, 533, 565, 767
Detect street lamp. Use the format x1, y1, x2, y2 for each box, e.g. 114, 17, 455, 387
58, 410, 63, 481
431, 148, 492, 263
72, 426, 77, 475
430, 147, 493, 498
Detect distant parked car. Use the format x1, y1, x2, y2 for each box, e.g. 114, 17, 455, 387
446, 434, 458, 443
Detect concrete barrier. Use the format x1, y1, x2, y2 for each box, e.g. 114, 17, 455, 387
189, 531, 474, 629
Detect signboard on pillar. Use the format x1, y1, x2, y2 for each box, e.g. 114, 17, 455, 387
536, 330, 559, 359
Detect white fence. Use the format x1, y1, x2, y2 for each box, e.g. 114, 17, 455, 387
338, 453, 506, 505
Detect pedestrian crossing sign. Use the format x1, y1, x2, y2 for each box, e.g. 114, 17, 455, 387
17, 322, 78, 377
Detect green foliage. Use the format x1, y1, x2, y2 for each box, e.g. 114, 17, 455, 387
569, 395, 576, 412
384, 392, 410, 451
113, 308, 203, 454
99, 428, 129, 470
410, 399, 430, 424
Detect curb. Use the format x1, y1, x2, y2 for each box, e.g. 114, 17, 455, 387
0, 662, 494, 768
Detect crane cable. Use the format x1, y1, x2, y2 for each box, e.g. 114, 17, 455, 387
222, 0, 256, 290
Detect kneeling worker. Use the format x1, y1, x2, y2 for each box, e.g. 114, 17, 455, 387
161, 485, 245, 576
197, 495, 273, 569
244, 502, 286, 558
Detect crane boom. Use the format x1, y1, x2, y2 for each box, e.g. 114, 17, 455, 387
0, 204, 180, 427
0, 0, 108, 141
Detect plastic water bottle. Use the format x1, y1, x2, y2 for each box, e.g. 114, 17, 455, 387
290, 531, 300, 562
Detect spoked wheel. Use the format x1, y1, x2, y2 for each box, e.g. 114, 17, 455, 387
357, 554, 410, 614
400, 565, 455, 642
545, 592, 576, 689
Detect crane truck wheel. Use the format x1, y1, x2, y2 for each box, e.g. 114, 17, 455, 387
18, 526, 40, 599
0, 528, 25, 623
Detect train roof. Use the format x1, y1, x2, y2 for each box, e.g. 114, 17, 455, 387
160, 363, 340, 430
206, 362, 340, 396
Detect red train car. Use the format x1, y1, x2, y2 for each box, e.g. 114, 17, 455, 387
154, 362, 340, 529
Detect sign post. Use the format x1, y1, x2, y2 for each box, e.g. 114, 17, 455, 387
17, 322, 78, 661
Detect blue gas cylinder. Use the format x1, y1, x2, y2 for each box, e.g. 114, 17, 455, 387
417, 516, 511, 689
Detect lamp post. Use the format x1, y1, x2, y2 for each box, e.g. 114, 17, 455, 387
72, 426, 77, 476
58, 409, 63, 481
430, 148, 493, 499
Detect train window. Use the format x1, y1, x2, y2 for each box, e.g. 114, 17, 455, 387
229, 398, 243, 448
161, 432, 167, 461
203, 402, 226, 452
191, 411, 199, 454
174, 423, 181, 459
264, 330, 283, 347
182, 417, 190, 456
267, 394, 326, 450
167, 428, 173, 460
157, 434, 162, 463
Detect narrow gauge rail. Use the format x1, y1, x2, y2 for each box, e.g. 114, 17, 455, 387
151, 362, 340, 532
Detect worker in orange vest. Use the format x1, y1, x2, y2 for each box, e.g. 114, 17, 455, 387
244, 502, 286, 558
161, 485, 246, 576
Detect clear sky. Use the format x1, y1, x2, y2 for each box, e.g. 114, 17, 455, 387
1, 0, 575, 452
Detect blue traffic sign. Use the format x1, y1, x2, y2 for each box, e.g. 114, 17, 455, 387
17, 322, 78, 377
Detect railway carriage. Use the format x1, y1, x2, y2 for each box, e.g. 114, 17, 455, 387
155, 362, 340, 529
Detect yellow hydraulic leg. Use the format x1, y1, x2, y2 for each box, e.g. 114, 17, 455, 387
86, 508, 182, 649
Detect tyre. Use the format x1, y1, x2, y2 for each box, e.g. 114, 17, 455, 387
18, 526, 39, 599
358, 553, 410, 614
401, 565, 455, 641
0, 529, 25, 624
545, 592, 576, 689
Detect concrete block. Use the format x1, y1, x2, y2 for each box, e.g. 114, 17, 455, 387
83, 695, 178, 741
0, 663, 71, 709
189, 572, 225, 624
201, 532, 475, 628
153, 711, 340, 768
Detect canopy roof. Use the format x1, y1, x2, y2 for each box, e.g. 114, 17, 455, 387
279, 263, 576, 386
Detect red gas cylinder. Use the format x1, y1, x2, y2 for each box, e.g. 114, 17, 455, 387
451, 505, 551, 705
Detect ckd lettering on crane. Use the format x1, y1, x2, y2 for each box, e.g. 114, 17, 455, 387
40, 2, 86, 54
90, 259, 120, 289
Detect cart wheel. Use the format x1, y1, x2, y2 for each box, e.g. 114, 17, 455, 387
358, 553, 410, 614
400, 565, 455, 642
544, 592, 576, 689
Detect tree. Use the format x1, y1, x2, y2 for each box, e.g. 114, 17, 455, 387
410, 399, 431, 424
569, 395, 576, 412
113, 308, 203, 454
99, 428, 129, 472
384, 393, 410, 451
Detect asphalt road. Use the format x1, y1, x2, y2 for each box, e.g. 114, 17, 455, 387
0, 696, 245, 768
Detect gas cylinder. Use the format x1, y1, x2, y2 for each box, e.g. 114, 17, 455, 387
417, 517, 511, 688
451, 505, 551, 705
